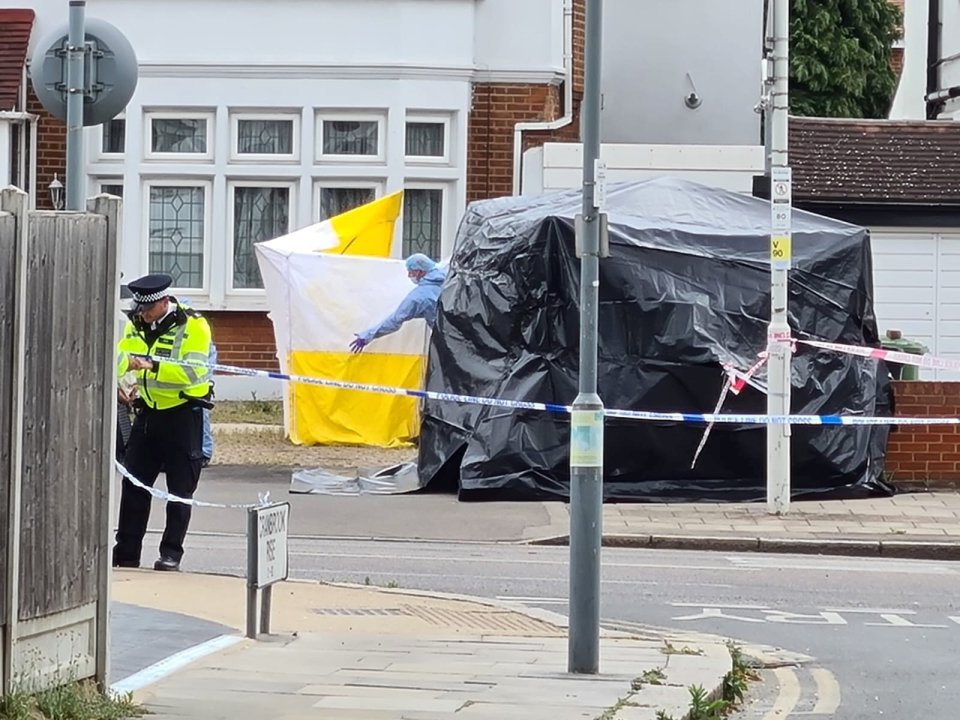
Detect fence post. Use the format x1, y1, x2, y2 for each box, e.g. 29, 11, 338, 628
88, 194, 121, 688
1, 186, 29, 694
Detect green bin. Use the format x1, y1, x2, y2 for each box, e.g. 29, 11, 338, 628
880, 329, 928, 380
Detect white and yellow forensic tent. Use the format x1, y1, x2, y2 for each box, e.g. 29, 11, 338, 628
255, 191, 427, 447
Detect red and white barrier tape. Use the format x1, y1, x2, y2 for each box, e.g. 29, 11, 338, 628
800, 339, 959, 373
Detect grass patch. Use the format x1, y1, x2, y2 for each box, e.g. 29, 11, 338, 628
211, 399, 283, 425
0, 680, 143, 720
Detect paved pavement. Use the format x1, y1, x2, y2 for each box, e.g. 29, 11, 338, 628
112, 570, 731, 720
142, 465, 960, 559
111, 602, 233, 683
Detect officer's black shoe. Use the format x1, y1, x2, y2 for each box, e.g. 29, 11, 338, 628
154, 556, 181, 572
112, 559, 139, 569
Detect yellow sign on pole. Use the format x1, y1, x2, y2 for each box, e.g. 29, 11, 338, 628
771, 234, 792, 265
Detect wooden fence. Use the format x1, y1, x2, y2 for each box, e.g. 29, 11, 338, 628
0, 187, 120, 693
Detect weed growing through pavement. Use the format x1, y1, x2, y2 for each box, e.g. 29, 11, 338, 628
652, 642, 759, 720
661, 640, 703, 656
634, 667, 666, 689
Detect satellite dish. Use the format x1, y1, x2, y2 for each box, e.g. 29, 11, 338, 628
30, 17, 138, 127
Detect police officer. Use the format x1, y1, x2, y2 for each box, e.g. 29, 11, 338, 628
113, 273, 213, 571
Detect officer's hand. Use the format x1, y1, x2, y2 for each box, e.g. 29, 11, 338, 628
349, 335, 367, 354
128, 356, 154, 371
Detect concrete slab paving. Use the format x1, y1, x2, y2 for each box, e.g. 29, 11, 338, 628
120, 571, 730, 720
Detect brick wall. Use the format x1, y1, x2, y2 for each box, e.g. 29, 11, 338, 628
886, 381, 960, 486
27, 85, 65, 210
206, 310, 279, 371
466, 0, 585, 202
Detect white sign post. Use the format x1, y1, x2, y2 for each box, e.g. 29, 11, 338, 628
246, 502, 289, 639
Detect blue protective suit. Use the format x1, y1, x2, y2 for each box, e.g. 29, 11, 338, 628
357, 266, 447, 343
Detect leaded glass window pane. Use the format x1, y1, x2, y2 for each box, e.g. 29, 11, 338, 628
233, 187, 290, 289
100, 184, 124, 198
149, 186, 205, 288
102, 118, 125, 154
402, 188, 442, 259
237, 119, 294, 155
319, 187, 375, 221
151, 118, 207, 154
405, 122, 444, 157
322, 120, 378, 156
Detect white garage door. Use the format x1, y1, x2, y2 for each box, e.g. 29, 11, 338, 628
870, 228, 960, 379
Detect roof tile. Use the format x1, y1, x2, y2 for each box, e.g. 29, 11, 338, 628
0, 9, 35, 111
789, 117, 960, 205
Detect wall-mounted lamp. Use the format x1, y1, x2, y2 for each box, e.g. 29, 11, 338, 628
48, 174, 65, 210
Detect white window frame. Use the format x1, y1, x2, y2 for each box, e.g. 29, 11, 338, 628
97, 114, 126, 161
144, 111, 215, 161
229, 112, 300, 163
401, 181, 450, 259
315, 112, 386, 163
95, 178, 124, 198
142, 178, 213, 294
227, 179, 298, 295
314, 178, 385, 222
404, 114, 451, 165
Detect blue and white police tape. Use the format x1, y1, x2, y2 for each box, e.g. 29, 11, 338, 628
141, 354, 960, 427
114, 460, 271, 509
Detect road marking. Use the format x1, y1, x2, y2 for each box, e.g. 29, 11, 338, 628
673, 607, 766, 623
672, 602, 769, 610
822, 607, 917, 614
763, 667, 801, 719
110, 634, 243, 695
865, 613, 948, 629
278, 550, 763, 574
727, 556, 955, 576
764, 610, 847, 625
810, 667, 841, 714
497, 596, 568, 605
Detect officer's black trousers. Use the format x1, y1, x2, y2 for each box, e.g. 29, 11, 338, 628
113, 402, 204, 565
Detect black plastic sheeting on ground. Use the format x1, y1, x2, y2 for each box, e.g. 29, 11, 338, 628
417, 178, 895, 502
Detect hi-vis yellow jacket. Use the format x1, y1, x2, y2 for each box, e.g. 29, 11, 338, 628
117, 303, 213, 410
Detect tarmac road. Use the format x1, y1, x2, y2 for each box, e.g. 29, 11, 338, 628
159, 532, 960, 720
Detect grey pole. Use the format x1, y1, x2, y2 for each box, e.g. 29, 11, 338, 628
65, 0, 86, 211
568, 0, 604, 675
766, 0, 791, 514
246, 509, 258, 639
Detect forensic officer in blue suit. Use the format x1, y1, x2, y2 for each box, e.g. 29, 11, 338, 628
349, 253, 447, 353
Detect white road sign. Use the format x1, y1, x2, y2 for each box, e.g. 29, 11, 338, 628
253, 503, 289, 588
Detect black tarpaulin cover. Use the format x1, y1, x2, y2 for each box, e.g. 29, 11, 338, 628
418, 178, 894, 502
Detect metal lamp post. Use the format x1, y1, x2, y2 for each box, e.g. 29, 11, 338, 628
766, 0, 792, 515
568, 0, 605, 675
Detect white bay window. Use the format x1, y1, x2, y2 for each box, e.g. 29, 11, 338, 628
146, 181, 210, 291
316, 180, 383, 221
231, 113, 299, 160
402, 184, 446, 260
145, 111, 214, 160
316, 113, 385, 162
230, 182, 294, 290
